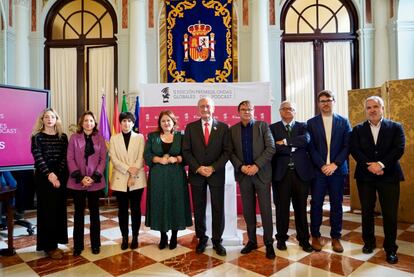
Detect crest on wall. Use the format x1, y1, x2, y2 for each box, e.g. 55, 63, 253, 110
183, 21, 216, 62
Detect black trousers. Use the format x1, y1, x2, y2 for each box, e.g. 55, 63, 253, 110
357, 179, 400, 252
71, 189, 102, 250
273, 169, 310, 243
115, 188, 144, 238
190, 181, 224, 243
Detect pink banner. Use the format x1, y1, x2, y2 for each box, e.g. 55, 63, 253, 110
0, 86, 48, 170
139, 106, 271, 136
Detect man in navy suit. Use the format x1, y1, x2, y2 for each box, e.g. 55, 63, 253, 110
270, 101, 314, 253
307, 90, 351, 253
350, 96, 405, 264
182, 97, 230, 256
229, 100, 276, 259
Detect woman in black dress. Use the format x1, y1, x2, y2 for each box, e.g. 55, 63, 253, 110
31, 108, 68, 259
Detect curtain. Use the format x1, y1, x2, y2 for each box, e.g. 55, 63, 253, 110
285, 42, 315, 121
88, 46, 115, 125
324, 41, 352, 117
50, 48, 77, 134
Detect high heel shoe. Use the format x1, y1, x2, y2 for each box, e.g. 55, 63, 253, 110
159, 232, 168, 249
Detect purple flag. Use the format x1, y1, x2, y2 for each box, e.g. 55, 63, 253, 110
99, 95, 111, 142
134, 96, 140, 133
99, 95, 111, 197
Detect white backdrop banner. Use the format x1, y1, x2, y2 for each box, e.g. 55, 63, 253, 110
138, 82, 272, 135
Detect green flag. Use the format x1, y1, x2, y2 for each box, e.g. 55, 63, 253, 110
122, 94, 128, 112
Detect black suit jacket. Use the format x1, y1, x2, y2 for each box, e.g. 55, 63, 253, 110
350, 119, 405, 182
270, 121, 314, 182
182, 119, 230, 187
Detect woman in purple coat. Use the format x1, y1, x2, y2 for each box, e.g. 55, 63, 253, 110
67, 111, 107, 256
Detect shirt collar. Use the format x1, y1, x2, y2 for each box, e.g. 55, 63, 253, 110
368, 118, 383, 128
282, 120, 295, 127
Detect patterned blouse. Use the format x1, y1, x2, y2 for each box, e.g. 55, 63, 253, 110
31, 132, 68, 177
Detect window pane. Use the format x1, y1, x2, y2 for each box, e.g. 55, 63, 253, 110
301, 7, 317, 31
285, 9, 299, 34
337, 7, 351, 32
299, 18, 314, 34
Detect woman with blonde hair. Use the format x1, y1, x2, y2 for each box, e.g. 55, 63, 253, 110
31, 108, 68, 259
67, 111, 107, 256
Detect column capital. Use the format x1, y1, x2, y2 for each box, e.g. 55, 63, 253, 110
14, 0, 30, 8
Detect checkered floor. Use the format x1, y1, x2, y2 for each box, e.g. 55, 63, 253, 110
1, 197, 414, 276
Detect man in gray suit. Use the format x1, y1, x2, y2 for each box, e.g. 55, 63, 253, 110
182, 97, 230, 256
229, 100, 276, 259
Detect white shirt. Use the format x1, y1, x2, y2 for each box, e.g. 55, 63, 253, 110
201, 118, 213, 136
369, 118, 382, 145
322, 114, 333, 164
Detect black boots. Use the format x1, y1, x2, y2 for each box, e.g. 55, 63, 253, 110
159, 232, 168, 249
169, 230, 178, 250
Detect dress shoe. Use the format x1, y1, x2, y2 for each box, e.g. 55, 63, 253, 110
91, 247, 100, 255
159, 232, 168, 250
240, 241, 258, 254
362, 244, 375, 254
265, 244, 276, 259
331, 238, 344, 253
213, 243, 227, 256
121, 237, 129, 250
73, 249, 82, 256
276, 241, 287, 250
311, 237, 322, 251
196, 237, 208, 254
386, 251, 398, 264
130, 236, 139, 249
299, 241, 314, 253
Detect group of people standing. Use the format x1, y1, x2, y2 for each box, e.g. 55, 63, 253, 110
30, 91, 405, 265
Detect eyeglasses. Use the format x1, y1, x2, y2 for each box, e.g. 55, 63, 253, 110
240, 108, 254, 112
319, 99, 334, 104
279, 107, 295, 111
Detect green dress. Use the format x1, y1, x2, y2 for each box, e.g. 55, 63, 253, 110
144, 131, 192, 232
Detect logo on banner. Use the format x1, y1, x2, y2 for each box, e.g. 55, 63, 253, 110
183, 21, 216, 62
161, 87, 170, 103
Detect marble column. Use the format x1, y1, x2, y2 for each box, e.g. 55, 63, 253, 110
129, 0, 148, 93
14, 0, 30, 86
250, 0, 270, 81
373, 0, 390, 86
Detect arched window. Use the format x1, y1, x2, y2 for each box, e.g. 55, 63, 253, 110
281, 0, 358, 120
44, 0, 117, 132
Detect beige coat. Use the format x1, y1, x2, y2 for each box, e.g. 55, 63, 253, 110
109, 131, 147, 192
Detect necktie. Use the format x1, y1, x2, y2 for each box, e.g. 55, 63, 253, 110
286, 124, 292, 138
204, 122, 210, 145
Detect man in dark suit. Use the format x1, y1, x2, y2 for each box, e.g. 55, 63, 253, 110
350, 96, 405, 264
229, 100, 276, 259
307, 90, 351, 253
182, 97, 230, 256
270, 101, 314, 253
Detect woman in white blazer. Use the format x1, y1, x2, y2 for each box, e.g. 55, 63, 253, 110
109, 112, 146, 250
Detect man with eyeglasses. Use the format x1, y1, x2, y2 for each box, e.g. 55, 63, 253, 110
269, 101, 314, 253
307, 90, 352, 253
229, 100, 276, 259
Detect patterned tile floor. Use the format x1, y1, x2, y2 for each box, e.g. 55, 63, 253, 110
1, 197, 414, 276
